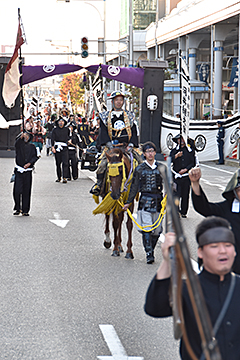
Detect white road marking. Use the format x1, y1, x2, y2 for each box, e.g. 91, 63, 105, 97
80, 169, 96, 182
98, 324, 144, 360
200, 163, 234, 175
49, 212, 69, 228
198, 163, 235, 191
87, 174, 96, 182
200, 178, 225, 191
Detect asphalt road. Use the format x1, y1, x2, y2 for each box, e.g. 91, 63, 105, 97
0, 151, 238, 360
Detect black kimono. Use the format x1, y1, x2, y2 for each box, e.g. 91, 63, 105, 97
51, 123, 70, 181
13, 136, 38, 214
145, 269, 240, 360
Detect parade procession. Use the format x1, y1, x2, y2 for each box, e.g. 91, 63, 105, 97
1, 1, 240, 359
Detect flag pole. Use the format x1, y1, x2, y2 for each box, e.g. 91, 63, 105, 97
18, 8, 24, 131
179, 49, 182, 137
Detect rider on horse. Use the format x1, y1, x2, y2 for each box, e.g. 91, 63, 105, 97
90, 90, 142, 196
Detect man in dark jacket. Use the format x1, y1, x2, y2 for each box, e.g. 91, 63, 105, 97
189, 167, 240, 274
51, 117, 70, 183
77, 117, 93, 149
170, 134, 196, 218
123, 141, 164, 264
216, 120, 225, 164
44, 114, 55, 156
144, 216, 240, 360
13, 131, 39, 216
67, 121, 81, 180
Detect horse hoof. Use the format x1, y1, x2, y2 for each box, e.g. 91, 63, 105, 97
118, 245, 124, 253
125, 252, 134, 260
104, 241, 111, 249
111, 250, 120, 257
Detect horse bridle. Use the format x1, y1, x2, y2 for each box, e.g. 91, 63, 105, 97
107, 158, 127, 192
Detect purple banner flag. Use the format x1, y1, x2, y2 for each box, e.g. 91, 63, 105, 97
22, 64, 83, 85
22, 63, 144, 88
86, 64, 144, 88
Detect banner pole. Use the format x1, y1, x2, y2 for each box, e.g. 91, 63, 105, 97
18, 8, 24, 131
179, 49, 182, 136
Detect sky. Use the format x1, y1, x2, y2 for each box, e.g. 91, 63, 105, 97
0, 0, 121, 67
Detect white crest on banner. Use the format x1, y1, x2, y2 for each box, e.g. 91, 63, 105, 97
92, 65, 107, 113
179, 56, 190, 145
160, 113, 240, 161
107, 65, 120, 77
43, 65, 55, 73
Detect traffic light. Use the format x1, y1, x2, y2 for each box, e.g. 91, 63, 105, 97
81, 37, 89, 58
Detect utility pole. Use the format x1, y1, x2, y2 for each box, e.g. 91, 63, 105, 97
129, 0, 133, 67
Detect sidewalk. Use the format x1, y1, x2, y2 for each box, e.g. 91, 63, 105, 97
225, 158, 239, 167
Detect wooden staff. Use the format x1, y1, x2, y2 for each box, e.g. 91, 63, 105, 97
161, 159, 222, 360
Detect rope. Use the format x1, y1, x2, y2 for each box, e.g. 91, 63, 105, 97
118, 194, 167, 232
123, 152, 133, 191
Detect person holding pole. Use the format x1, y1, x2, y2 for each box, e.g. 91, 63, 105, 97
144, 216, 240, 360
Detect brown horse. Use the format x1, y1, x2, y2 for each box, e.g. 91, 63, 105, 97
103, 147, 135, 259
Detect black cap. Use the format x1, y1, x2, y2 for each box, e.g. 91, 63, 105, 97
172, 133, 181, 143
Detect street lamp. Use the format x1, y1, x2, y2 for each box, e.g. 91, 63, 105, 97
83, 1, 107, 99
84, 1, 106, 65
56, 0, 106, 63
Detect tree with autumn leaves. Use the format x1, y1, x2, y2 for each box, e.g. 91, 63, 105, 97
59, 73, 85, 112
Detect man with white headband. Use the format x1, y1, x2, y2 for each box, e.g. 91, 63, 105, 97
144, 216, 240, 360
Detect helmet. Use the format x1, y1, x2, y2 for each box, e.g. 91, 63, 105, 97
109, 91, 125, 100
68, 121, 76, 130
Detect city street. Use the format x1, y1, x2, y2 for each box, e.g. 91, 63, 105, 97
0, 151, 238, 360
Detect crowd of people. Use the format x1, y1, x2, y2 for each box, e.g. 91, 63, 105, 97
12, 93, 240, 360
13, 101, 100, 215
22, 103, 100, 179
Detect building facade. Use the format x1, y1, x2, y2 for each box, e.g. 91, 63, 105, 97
146, 0, 240, 119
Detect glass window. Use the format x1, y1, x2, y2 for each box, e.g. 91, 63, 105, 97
163, 92, 172, 116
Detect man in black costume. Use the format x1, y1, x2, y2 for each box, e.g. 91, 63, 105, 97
44, 114, 55, 156
67, 121, 81, 180
144, 216, 240, 360
51, 117, 70, 183
216, 120, 225, 164
13, 131, 39, 216
170, 134, 196, 218
123, 141, 164, 264
90, 90, 140, 196
77, 117, 93, 149
189, 166, 240, 274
